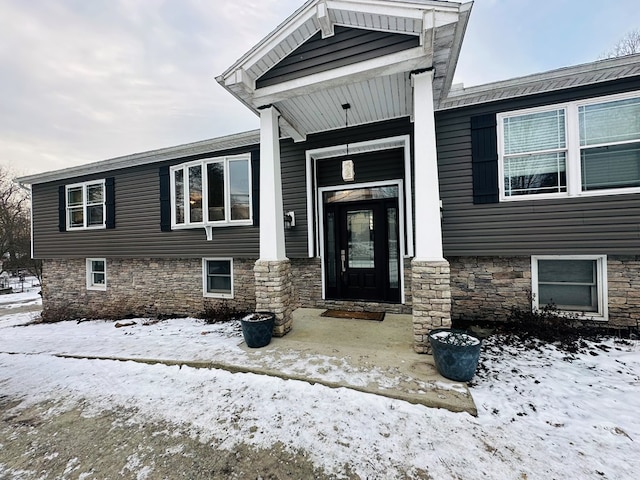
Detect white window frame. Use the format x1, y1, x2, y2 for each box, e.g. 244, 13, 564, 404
170, 155, 252, 230
498, 90, 640, 201
86, 258, 107, 291
531, 255, 608, 321
66, 180, 106, 230
202, 258, 234, 299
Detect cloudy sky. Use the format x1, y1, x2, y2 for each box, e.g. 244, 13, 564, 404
2, 0, 639, 177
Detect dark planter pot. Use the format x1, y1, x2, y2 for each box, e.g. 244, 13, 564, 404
429, 328, 482, 382
240, 312, 275, 348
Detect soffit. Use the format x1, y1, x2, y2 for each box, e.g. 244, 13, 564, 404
218, 0, 472, 141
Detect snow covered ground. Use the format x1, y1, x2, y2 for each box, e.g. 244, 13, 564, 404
0, 287, 639, 479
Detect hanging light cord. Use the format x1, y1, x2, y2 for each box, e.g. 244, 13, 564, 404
342, 103, 351, 156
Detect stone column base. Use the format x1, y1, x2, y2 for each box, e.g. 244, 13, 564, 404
411, 259, 452, 353
254, 259, 293, 337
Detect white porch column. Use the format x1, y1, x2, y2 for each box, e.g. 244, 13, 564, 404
411, 69, 451, 353
259, 106, 287, 260
412, 70, 444, 261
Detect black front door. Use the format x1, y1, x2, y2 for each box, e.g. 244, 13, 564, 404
324, 192, 400, 302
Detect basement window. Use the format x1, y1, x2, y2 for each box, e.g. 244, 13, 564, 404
531, 255, 607, 320
86, 258, 107, 291
202, 258, 233, 299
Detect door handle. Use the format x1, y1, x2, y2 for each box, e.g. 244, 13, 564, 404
340, 250, 346, 273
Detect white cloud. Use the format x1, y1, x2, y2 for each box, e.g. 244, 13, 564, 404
1, 0, 639, 176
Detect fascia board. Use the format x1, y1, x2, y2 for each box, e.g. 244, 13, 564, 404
435, 1, 472, 107
327, 0, 461, 19
218, 1, 319, 83
252, 46, 431, 105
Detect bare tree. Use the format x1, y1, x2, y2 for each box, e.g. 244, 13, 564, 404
0, 167, 42, 283
600, 29, 640, 59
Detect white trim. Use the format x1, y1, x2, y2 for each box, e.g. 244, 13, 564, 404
531, 254, 608, 321
498, 89, 640, 202
306, 150, 315, 257
305, 135, 412, 258
412, 69, 443, 261
65, 179, 107, 231
259, 106, 287, 261
252, 46, 430, 106
202, 258, 234, 299
318, 179, 407, 303
169, 154, 253, 230
86, 258, 107, 291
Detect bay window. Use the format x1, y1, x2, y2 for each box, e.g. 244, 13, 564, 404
498, 91, 640, 200
170, 155, 251, 228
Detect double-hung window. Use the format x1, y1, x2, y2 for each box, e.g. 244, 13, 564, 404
501, 108, 568, 197
86, 258, 107, 291
66, 180, 106, 229
531, 255, 607, 320
498, 91, 640, 200
170, 155, 252, 228
579, 96, 640, 191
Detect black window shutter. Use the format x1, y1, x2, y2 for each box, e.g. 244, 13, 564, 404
251, 151, 260, 227
58, 185, 66, 232
105, 177, 115, 229
159, 166, 172, 232
471, 114, 499, 204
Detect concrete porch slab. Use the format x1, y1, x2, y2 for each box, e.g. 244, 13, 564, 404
242, 308, 477, 415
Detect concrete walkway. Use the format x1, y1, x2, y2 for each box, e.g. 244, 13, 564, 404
3, 304, 477, 415
245, 308, 477, 415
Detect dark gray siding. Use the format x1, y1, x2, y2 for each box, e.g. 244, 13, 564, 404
256, 27, 419, 88
32, 118, 413, 260
437, 77, 640, 256
317, 148, 404, 187
280, 118, 413, 257
33, 146, 262, 259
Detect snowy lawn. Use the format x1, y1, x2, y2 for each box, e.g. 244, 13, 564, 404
0, 289, 638, 479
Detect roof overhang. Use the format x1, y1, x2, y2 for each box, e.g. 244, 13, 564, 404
217, 0, 472, 141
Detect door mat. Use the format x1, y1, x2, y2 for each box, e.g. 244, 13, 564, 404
320, 310, 385, 321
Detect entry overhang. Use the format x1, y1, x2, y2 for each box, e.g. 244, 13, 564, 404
217, 0, 472, 140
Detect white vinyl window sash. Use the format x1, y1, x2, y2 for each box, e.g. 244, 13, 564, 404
66, 180, 106, 230
202, 258, 233, 298
86, 258, 107, 291
531, 255, 607, 321
498, 91, 640, 201
170, 156, 252, 229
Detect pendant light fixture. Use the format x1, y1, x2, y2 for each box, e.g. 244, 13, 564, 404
341, 103, 355, 182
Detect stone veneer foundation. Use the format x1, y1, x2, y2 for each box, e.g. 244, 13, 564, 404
450, 255, 640, 328
41, 258, 256, 319
411, 260, 452, 353
41, 254, 638, 343
254, 259, 293, 337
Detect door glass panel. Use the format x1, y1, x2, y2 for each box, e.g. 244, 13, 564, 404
324, 186, 398, 204
326, 211, 337, 287
347, 210, 374, 269
387, 207, 398, 288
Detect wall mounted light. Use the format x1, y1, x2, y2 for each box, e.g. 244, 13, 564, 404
284, 211, 296, 229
